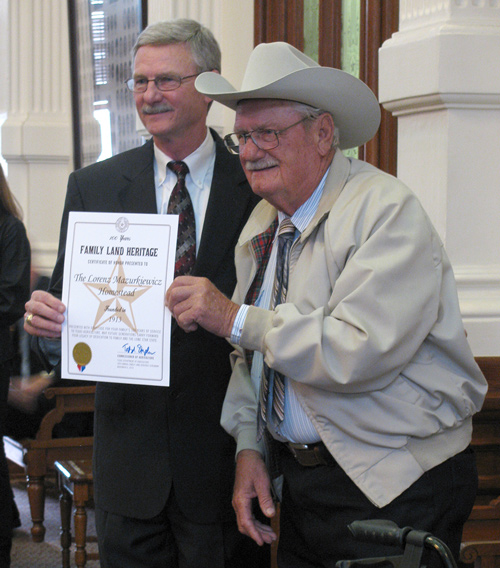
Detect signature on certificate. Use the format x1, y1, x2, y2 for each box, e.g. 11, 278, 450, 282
122, 343, 156, 356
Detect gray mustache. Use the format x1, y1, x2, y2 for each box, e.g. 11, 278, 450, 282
141, 104, 173, 115
245, 159, 278, 171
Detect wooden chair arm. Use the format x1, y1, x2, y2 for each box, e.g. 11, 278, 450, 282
44, 386, 96, 399
35, 386, 96, 441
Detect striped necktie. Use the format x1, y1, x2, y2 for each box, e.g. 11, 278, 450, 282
258, 217, 296, 438
167, 161, 196, 277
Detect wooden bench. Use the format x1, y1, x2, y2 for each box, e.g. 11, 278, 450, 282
4, 385, 95, 542
460, 357, 500, 568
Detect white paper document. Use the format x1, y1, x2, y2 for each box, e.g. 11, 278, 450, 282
61, 211, 178, 386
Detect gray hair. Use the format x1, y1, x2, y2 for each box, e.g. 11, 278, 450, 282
289, 101, 340, 149
132, 19, 221, 73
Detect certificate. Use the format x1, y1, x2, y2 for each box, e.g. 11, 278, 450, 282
61, 211, 178, 386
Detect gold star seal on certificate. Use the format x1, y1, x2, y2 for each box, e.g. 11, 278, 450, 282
84, 256, 152, 333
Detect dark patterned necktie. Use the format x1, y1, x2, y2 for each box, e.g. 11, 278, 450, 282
258, 217, 296, 439
167, 161, 196, 277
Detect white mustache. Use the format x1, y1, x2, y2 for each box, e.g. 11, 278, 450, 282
141, 103, 173, 115
244, 158, 278, 171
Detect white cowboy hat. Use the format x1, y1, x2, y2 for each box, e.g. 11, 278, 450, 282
195, 42, 381, 150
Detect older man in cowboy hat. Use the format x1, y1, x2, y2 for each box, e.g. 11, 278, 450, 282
166, 42, 487, 567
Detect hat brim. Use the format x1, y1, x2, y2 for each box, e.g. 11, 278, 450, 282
196, 67, 381, 150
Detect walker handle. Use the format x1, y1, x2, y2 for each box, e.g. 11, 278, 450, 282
348, 520, 412, 548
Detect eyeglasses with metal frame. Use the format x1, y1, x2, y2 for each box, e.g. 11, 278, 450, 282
223, 116, 311, 155
125, 73, 201, 93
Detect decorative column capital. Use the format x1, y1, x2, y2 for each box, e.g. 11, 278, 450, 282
379, 1, 500, 115
399, 0, 500, 32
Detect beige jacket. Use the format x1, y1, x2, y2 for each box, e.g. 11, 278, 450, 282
221, 150, 487, 507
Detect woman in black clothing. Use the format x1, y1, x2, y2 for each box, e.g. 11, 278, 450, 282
0, 165, 30, 567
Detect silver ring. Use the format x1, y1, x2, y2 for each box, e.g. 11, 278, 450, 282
25, 313, 34, 326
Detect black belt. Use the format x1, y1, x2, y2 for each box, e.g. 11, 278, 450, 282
280, 441, 336, 467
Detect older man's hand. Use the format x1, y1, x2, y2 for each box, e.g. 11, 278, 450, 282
24, 290, 66, 338
166, 276, 239, 337
233, 449, 277, 546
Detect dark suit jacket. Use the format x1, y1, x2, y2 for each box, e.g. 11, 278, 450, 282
0, 215, 30, 364
47, 132, 258, 523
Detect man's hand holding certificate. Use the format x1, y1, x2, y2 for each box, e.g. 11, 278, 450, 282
61, 212, 178, 386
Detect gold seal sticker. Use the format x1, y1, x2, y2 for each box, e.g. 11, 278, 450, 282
73, 342, 92, 372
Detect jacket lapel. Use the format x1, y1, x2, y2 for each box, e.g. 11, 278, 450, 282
194, 131, 254, 280
117, 139, 157, 214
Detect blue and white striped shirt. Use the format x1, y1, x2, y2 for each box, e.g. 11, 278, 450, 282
231, 169, 329, 443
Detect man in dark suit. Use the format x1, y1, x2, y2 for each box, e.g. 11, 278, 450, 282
23, 19, 265, 568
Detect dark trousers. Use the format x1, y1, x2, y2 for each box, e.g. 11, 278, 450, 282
96, 486, 269, 568
0, 362, 13, 568
277, 445, 477, 568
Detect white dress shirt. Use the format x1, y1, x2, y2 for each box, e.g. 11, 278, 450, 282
153, 129, 216, 248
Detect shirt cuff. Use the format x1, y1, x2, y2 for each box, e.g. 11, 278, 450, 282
230, 304, 250, 345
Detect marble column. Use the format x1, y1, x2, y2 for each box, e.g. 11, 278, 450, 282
379, 0, 500, 355
1, 0, 73, 274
